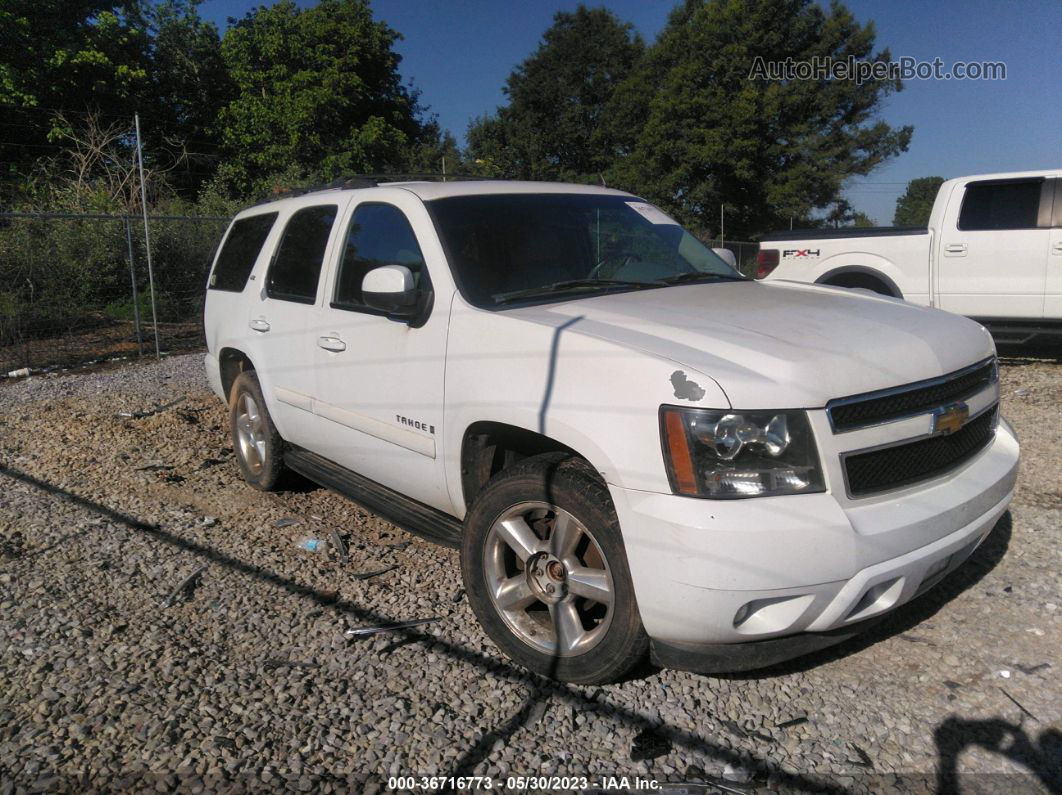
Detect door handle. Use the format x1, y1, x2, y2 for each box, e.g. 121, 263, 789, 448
249, 318, 271, 332
1052, 242, 1062, 255
317, 336, 347, 353
943, 243, 967, 256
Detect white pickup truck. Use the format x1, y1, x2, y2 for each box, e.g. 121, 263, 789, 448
757, 169, 1062, 343
204, 179, 1019, 684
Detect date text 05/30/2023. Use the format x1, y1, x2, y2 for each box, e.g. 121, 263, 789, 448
387, 775, 661, 791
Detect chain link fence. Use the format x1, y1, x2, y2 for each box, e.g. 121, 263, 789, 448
0, 212, 229, 374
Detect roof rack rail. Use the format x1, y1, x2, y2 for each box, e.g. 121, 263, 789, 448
254, 172, 508, 205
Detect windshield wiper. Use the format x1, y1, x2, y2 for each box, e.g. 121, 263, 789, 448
493, 278, 661, 304
657, 271, 748, 285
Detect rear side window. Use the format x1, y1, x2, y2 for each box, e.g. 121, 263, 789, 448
333, 203, 426, 310
209, 212, 278, 292
266, 205, 338, 303
958, 180, 1042, 230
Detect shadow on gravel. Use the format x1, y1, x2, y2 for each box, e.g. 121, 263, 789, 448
275, 467, 323, 494
721, 511, 1013, 680
934, 717, 1062, 793
0, 463, 847, 794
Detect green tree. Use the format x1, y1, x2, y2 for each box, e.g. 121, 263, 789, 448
466, 6, 643, 182
893, 175, 943, 226
146, 0, 232, 180
0, 1, 236, 198
606, 0, 912, 238
216, 0, 429, 196
407, 127, 464, 176
0, 1, 150, 185
823, 199, 875, 228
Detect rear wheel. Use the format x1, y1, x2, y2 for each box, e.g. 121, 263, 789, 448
461, 454, 648, 683
229, 371, 284, 490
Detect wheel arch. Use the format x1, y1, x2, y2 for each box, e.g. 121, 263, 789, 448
815, 265, 903, 298
459, 420, 608, 515
218, 347, 256, 400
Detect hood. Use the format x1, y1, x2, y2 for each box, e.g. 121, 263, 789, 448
504, 280, 995, 409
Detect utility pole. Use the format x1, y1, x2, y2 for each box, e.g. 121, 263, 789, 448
134, 113, 160, 358
720, 204, 725, 246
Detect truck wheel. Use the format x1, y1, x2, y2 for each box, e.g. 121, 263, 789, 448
229, 371, 284, 491
461, 453, 648, 684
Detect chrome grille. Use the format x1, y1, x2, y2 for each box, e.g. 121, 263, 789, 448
828, 358, 997, 432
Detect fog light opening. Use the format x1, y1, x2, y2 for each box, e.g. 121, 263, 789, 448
732, 594, 815, 635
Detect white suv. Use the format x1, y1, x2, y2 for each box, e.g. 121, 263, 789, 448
204, 179, 1019, 684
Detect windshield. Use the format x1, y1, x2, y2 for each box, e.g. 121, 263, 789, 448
427, 193, 743, 307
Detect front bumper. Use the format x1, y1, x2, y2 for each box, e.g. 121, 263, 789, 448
609, 420, 1018, 670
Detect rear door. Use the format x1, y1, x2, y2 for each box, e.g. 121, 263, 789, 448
306, 191, 451, 512
936, 177, 1051, 319
249, 203, 340, 447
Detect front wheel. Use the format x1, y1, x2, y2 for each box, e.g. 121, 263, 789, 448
461, 454, 648, 683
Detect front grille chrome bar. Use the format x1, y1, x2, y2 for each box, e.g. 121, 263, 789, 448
827, 357, 998, 433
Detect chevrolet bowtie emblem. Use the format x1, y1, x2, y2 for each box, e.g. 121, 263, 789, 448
931, 401, 969, 435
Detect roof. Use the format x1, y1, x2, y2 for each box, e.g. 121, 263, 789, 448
379, 179, 636, 201
241, 178, 639, 215
941, 168, 1060, 185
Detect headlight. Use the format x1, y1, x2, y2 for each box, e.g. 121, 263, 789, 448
660, 406, 825, 498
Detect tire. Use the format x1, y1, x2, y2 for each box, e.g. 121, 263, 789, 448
461, 453, 648, 684
229, 370, 284, 491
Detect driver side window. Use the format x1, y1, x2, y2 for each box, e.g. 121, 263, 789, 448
333, 203, 426, 311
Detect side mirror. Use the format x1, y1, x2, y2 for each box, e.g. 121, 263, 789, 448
712, 248, 738, 270
362, 265, 418, 317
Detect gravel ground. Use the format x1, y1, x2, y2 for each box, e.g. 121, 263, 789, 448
0, 352, 1058, 793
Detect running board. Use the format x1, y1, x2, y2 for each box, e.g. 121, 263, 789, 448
283, 446, 462, 548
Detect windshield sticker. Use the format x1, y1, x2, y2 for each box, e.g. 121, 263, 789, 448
626, 202, 679, 225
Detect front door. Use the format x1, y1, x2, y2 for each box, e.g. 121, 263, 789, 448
936, 177, 1051, 320
307, 194, 451, 512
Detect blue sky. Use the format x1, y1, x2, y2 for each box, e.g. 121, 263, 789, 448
198, 0, 1062, 225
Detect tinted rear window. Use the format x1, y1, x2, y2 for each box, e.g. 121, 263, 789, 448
209, 213, 278, 292
958, 180, 1042, 230
266, 205, 338, 304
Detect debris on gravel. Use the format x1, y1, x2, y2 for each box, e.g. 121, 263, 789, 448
0, 352, 1058, 792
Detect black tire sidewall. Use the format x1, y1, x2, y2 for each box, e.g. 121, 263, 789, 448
229, 371, 284, 491
461, 454, 648, 684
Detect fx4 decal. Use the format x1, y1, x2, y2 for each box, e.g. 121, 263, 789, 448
783, 249, 820, 258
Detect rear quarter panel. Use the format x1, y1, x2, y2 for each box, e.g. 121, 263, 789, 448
764, 234, 933, 305
202, 209, 287, 409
